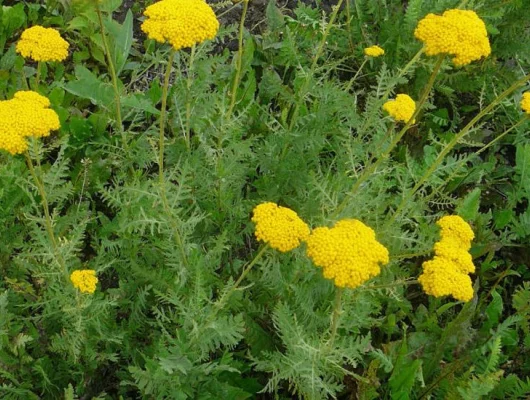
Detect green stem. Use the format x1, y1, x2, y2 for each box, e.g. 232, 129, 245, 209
385, 72, 530, 228
328, 287, 343, 347
214, 245, 269, 310
35, 62, 42, 91
345, 58, 368, 91
159, 49, 176, 185
185, 45, 197, 151
96, 4, 126, 148
24, 150, 69, 282
287, 0, 344, 130
333, 54, 443, 218
226, 0, 249, 120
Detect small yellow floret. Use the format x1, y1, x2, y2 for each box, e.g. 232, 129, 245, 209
306, 219, 389, 289
141, 0, 219, 51
521, 92, 530, 115
414, 9, 490, 66
383, 94, 416, 123
16, 26, 69, 62
70, 270, 98, 294
364, 45, 385, 57
252, 202, 310, 252
437, 215, 474, 245
0, 91, 60, 155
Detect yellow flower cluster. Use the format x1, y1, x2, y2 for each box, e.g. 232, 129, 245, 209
141, 0, 219, 51
70, 270, 98, 294
252, 202, 310, 252
364, 45, 385, 57
521, 92, 530, 115
383, 94, 416, 123
414, 9, 491, 66
16, 26, 69, 62
0, 91, 61, 155
306, 219, 389, 289
419, 215, 475, 302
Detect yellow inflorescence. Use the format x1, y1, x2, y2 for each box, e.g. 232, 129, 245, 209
383, 94, 416, 123
252, 202, 310, 252
16, 26, 69, 62
364, 45, 385, 57
70, 270, 98, 294
414, 9, 491, 66
0, 91, 61, 155
306, 219, 389, 289
521, 92, 530, 115
141, 0, 219, 51
418, 215, 475, 302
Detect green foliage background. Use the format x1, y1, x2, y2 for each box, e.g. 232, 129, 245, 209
0, 0, 530, 398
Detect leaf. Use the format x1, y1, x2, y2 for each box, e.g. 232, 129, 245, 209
456, 188, 481, 221
105, 10, 134, 75
389, 337, 422, 400
515, 144, 530, 199
122, 93, 160, 116
482, 290, 503, 333
63, 65, 114, 107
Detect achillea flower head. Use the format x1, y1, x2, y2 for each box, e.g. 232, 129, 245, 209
419, 215, 476, 302
306, 219, 389, 289
364, 45, 385, 57
521, 92, 530, 115
16, 26, 69, 62
0, 91, 60, 155
252, 202, 310, 252
70, 270, 98, 294
414, 9, 490, 66
383, 94, 416, 123
141, 0, 219, 51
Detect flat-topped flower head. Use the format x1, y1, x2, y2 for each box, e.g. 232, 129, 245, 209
383, 94, 416, 123
16, 26, 69, 62
306, 219, 389, 289
414, 9, 490, 66
0, 91, 60, 155
521, 92, 530, 115
141, 0, 219, 51
419, 214, 476, 302
251, 202, 310, 252
364, 45, 385, 57
70, 270, 98, 294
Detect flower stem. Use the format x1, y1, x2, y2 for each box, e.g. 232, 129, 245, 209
287, 0, 344, 130
24, 150, 69, 282
35, 61, 42, 91
334, 54, 444, 218
345, 58, 368, 91
185, 45, 197, 151
159, 49, 176, 185
226, 0, 249, 120
385, 72, 530, 228
96, 3, 127, 149
214, 245, 268, 310
328, 287, 344, 347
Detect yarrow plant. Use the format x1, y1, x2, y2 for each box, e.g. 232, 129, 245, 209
16, 26, 69, 62
364, 45, 385, 57
251, 202, 310, 252
0, 91, 60, 154
383, 94, 416, 123
418, 216, 475, 302
70, 270, 98, 294
306, 219, 389, 288
414, 9, 491, 66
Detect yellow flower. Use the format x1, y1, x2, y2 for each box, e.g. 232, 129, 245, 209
16, 26, 69, 62
141, 0, 219, 51
251, 202, 310, 252
306, 219, 389, 289
414, 9, 490, 66
418, 215, 475, 302
521, 92, 530, 115
364, 45, 385, 57
436, 215, 474, 247
0, 91, 60, 155
70, 270, 98, 294
383, 94, 416, 123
